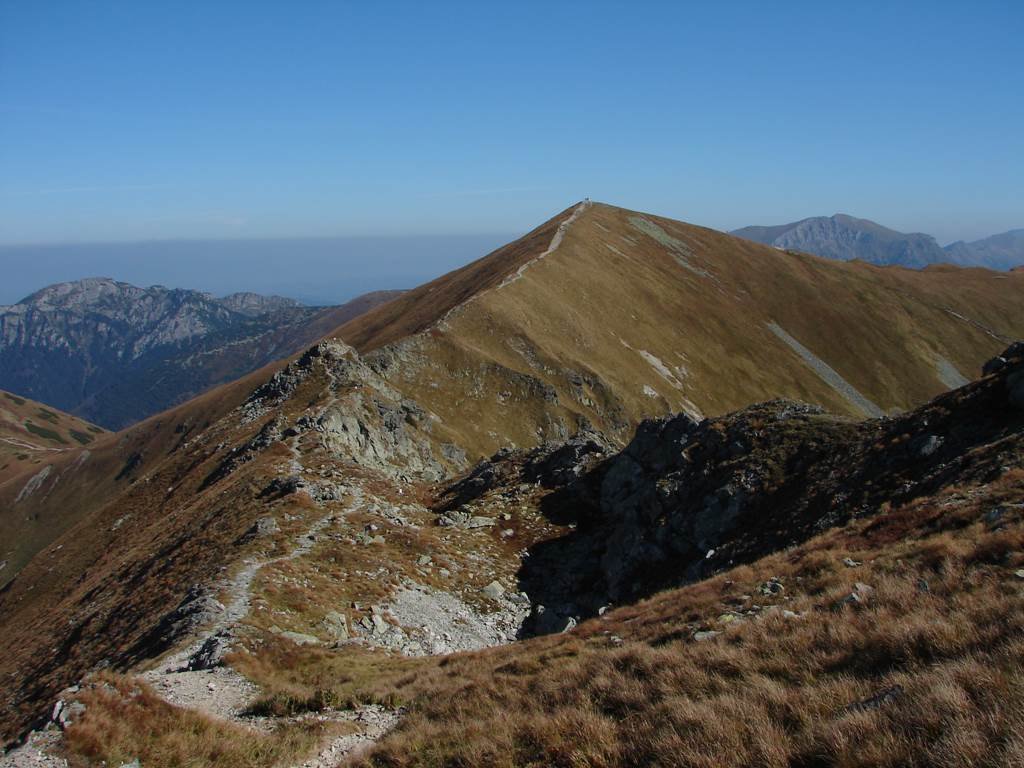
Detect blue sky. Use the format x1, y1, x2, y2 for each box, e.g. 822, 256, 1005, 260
1, 1, 1022, 299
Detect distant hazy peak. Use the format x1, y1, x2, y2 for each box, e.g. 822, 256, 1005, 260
943, 228, 1024, 271
732, 215, 950, 269
16, 277, 147, 308
732, 215, 1024, 271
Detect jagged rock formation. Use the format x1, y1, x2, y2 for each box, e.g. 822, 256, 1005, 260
425, 343, 1024, 633
594, 350, 1023, 600
0, 278, 403, 428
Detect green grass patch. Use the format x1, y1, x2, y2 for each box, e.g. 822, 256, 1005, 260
35, 408, 59, 423
24, 422, 67, 444
70, 430, 95, 445
3, 392, 26, 406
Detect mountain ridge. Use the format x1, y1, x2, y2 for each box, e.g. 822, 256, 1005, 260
732, 214, 950, 268
944, 227, 1024, 270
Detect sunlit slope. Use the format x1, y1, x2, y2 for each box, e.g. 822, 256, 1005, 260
339, 202, 1023, 457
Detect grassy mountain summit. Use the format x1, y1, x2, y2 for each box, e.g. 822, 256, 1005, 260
336, 201, 1022, 456
1, 202, 1022, 766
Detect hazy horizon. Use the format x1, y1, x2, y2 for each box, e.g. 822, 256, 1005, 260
2, 206, 1021, 306
0, 232, 515, 307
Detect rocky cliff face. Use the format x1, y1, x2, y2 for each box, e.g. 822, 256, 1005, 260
594, 352, 1023, 601
0, 279, 401, 429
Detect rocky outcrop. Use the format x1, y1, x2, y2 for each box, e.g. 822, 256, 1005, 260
238, 340, 458, 483
502, 344, 1024, 629
595, 344, 1024, 601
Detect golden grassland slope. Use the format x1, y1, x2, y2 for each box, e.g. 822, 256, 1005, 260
335, 202, 1024, 460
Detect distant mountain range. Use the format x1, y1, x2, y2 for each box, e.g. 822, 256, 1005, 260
0, 278, 402, 429
732, 214, 1024, 270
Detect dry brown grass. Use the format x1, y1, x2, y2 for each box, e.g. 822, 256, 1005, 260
222, 472, 1024, 767
61, 673, 333, 768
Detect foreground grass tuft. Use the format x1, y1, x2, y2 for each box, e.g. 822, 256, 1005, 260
62, 674, 330, 768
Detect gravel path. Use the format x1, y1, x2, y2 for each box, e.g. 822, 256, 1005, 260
291, 706, 403, 768
141, 483, 367, 723
498, 199, 592, 289
0, 730, 67, 768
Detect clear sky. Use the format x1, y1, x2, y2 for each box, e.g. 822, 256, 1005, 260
1, 1, 1022, 298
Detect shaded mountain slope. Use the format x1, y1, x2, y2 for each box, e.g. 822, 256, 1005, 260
0, 279, 402, 429
0, 356, 287, 592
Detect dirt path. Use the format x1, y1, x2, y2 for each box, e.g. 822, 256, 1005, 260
290, 706, 403, 768
433, 199, 592, 331
497, 198, 592, 289
140, 481, 367, 722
